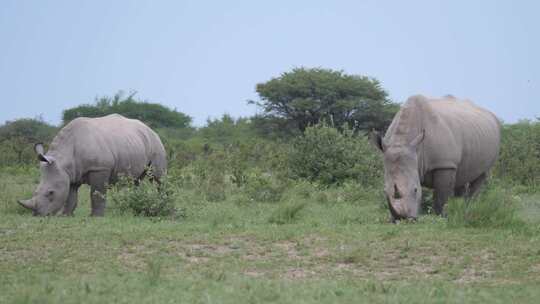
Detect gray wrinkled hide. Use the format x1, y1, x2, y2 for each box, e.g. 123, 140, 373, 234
20, 114, 167, 216
376, 95, 500, 220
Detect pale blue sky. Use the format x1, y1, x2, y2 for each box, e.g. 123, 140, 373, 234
1, 0, 538, 126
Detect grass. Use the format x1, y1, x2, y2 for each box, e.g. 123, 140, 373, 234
268, 201, 306, 225
2, 170, 540, 303
447, 186, 524, 229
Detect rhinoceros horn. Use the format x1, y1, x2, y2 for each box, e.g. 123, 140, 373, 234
18, 199, 36, 210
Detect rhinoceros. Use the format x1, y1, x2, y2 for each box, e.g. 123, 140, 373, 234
18, 114, 167, 216
371, 95, 500, 220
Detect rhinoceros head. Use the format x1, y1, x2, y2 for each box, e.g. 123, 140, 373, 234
371, 131, 424, 221
18, 144, 70, 216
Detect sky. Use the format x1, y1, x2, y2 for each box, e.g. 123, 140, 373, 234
1, 0, 538, 126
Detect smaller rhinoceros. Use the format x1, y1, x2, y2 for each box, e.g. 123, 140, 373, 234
371, 95, 500, 221
18, 114, 167, 216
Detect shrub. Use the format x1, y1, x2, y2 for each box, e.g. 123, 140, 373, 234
108, 173, 179, 217
242, 170, 286, 203
494, 120, 540, 189
176, 153, 228, 202
287, 122, 382, 186
446, 185, 523, 229
226, 143, 251, 188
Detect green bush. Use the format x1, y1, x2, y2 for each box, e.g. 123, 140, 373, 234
287, 122, 382, 186
108, 173, 179, 218
176, 153, 229, 202
242, 170, 286, 203
225, 143, 251, 188
446, 184, 523, 229
494, 120, 540, 189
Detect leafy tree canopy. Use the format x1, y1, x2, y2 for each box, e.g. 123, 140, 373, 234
253, 67, 398, 132
0, 117, 57, 163
200, 114, 256, 145
0, 117, 57, 143
62, 91, 192, 129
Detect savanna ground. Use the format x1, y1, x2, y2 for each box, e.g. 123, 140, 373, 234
1, 165, 540, 304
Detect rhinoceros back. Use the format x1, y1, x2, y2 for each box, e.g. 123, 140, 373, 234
425, 99, 500, 186
48, 114, 167, 183
385, 96, 500, 188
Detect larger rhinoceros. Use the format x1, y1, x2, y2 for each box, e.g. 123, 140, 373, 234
371, 95, 500, 221
18, 114, 167, 216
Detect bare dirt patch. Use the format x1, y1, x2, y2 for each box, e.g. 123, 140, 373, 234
117, 245, 152, 271
116, 235, 499, 283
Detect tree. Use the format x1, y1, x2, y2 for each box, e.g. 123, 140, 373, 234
249, 114, 301, 139
252, 67, 398, 132
0, 117, 57, 164
62, 91, 192, 129
200, 114, 257, 145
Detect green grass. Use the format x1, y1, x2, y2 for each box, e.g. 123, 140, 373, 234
2, 171, 540, 303
446, 186, 524, 229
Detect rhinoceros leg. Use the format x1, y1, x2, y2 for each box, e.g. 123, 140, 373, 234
62, 184, 80, 216
467, 173, 487, 198
432, 169, 456, 216
454, 173, 487, 199
89, 171, 111, 217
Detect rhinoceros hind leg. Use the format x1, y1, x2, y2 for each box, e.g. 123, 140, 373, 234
62, 184, 80, 216
89, 171, 110, 217
454, 185, 467, 197
432, 169, 456, 216
467, 173, 487, 198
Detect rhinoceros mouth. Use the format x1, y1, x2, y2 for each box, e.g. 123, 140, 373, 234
387, 196, 417, 222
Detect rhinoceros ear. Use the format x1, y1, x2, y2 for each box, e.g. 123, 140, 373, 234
369, 130, 384, 152
409, 130, 425, 148
34, 143, 52, 164
34, 143, 45, 155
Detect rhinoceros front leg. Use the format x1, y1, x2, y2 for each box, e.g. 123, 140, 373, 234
89, 171, 111, 217
62, 184, 80, 216
432, 169, 456, 216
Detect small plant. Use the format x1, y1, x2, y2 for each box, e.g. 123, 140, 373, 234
337, 247, 370, 264
446, 185, 524, 229
145, 258, 163, 286
179, 153, 228, 202
226, 143, 250, 188
243, 171, 286, 203
108, 171, 179, 218
268, 201, 306, 224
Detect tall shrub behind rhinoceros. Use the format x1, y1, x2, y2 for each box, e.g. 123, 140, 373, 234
18, 114, 167, 216
370, 95, 500, 221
